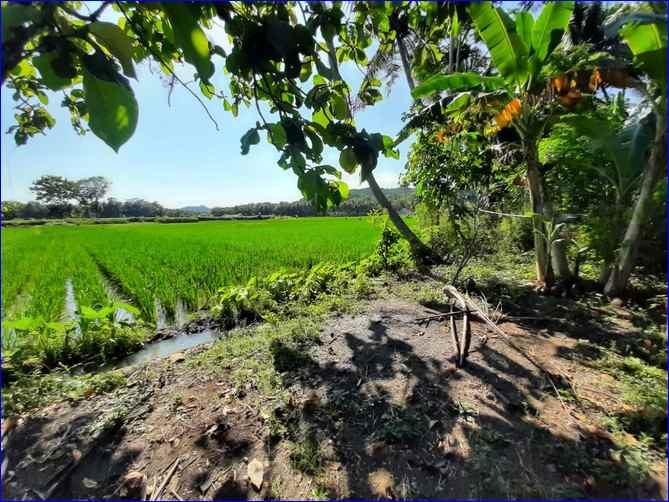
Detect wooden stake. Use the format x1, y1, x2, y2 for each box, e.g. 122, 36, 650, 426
151, 457, 180, 501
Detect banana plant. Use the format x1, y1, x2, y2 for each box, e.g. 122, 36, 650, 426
602, 5, 667, 295
407, 2, 590, 288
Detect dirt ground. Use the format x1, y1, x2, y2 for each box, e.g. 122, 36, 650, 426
3, 292, 667, 500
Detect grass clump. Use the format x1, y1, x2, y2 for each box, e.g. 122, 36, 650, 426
289, 427, 325, 475
377, 408, 426, 445
2, 368, 127, 416
193, 320, 319, 397
603, 354, 667, 447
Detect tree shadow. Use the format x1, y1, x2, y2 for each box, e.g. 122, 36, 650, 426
3, 410, 142, 500
268, 312, 665, 499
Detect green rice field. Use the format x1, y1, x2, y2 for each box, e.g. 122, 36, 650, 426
2, 217, 382, 323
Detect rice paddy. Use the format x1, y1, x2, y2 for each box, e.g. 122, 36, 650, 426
2, 217, 382, 323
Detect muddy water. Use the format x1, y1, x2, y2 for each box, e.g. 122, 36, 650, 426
66, 278, 217, 368
116, 328, 221, 368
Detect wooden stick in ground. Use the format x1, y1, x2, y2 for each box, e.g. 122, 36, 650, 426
151, 457, 180, 501
448, 305, 462, 366
460, 311, 471, 367
443, 285, 568, 410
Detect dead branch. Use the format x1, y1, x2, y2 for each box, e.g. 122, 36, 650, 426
151, 457, 180, 501
449, 305, 462, 365
460, 310, 471, 367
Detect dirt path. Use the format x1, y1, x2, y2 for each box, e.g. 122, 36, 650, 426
3, 296, 667, 500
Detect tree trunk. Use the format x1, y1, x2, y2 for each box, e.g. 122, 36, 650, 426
367, 173, 437, 261
542, 197, 571, 281
397, 38, 416, 91
524, 140, 553, 287
325, 32, 434, 261
551, 241, 571, 280
604, 113, 666, 296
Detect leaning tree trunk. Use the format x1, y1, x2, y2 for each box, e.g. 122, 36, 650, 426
325, 33, 434, 261
367, 173, 437, 260
524, 140, 553, 287
604, 113, 666, 296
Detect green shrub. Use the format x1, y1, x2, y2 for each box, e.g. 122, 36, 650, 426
2, 303, 149, 378
360, 225, 415, 276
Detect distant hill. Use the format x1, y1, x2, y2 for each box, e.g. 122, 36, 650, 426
178, 205, 210, 214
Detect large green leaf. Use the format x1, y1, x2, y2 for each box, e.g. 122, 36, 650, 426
89, 21, 137, 79
515, 12, 534, 53
468, 3, 528, 82
2, 3, 38, 40
83, 69, 139, 152
339, 148, 358, 174
412, 72, 505, 99
531, 2, 574, 62
620, 21, 667, 83
162, 4, 214, 82
33, 52, 73, 90
605, 12, 667, 38
620, 113, 655, 176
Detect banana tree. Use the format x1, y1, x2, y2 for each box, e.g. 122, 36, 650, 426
602, 9, 667, 296
558, 104, 655, 285
410, 2, 599, 288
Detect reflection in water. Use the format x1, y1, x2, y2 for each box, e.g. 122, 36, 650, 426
64, 278, 78, 321
117, 329, 221, 368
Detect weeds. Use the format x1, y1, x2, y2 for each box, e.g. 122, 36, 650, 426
2, 368, 127, 415
2, 304, 148, 378
602, 354, 668, 447
289, 428, 324, 475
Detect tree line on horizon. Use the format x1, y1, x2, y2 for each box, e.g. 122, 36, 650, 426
1, 175, 416, 220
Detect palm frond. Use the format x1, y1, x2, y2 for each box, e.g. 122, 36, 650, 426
352, 41, 400, 112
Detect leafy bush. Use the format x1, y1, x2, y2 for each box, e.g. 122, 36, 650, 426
2, 302, 148, 378
360, 224, 415, 276
211, 277, 276, 327
211, 261, 365, 326
496, 215, 534, 253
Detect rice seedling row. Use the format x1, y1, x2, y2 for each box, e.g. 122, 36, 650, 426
2, 217, 381, 323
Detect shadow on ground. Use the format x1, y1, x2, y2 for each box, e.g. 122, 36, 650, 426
267, 298, 665, 499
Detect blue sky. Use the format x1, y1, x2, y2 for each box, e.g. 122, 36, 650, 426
1, 17, 414, 208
